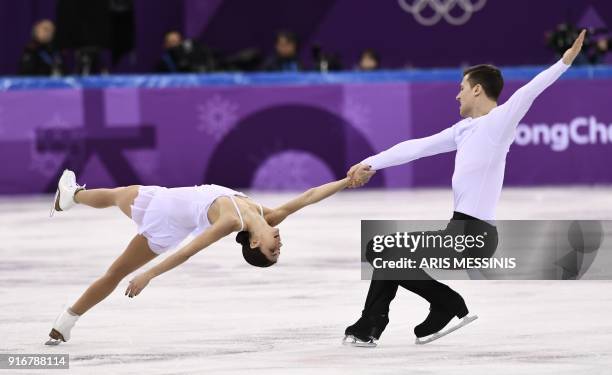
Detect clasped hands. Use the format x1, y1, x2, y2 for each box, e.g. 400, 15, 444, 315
347, 163, 376, 188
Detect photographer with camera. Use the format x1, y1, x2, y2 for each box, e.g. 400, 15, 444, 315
547, 24, 609, 65
155, 30, 215, 73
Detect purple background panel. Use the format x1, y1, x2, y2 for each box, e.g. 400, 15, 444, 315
504, 79, 612, 185
409, 82, 461, 187
1, 76, 612, 195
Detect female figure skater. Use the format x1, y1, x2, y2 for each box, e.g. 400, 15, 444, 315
45, 168, 373, 345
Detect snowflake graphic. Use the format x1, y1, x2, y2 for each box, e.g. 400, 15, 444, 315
344, 97, 371, 131
251, 151, 334, 190
196, 94, 239, 141
254, 154, 309, 189
29, 113, 81, 177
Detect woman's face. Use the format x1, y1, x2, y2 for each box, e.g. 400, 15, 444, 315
252, 227, 282, 262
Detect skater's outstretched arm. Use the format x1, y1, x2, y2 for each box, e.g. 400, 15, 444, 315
344, 126, 457, 188
487, 29, 585, 144
358, 126, 457, 171
125, 218, 237, 297
265, 177, 351, 226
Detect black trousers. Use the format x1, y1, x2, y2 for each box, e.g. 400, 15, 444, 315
360, 212, 498, 335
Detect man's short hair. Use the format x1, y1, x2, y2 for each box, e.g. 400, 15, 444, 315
463, 64, 504, 101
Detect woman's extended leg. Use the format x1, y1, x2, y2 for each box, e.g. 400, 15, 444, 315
48, 235, 157, 343
70, 234, 157, 315
75, 185, 140, 218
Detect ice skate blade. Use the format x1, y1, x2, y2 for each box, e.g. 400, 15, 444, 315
342, 335, 377, 348
44, 328, 66, 346
415, 315, 478, 345
50, 189, 60, 217
44, 338, 62, 346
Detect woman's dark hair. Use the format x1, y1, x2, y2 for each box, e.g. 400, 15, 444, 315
236, 231, 275, 268
463, 64, 504, 101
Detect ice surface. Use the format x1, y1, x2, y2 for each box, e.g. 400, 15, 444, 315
1, 187, 611, 374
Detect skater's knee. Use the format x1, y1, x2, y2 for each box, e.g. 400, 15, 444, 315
119, 185, 140, 195
113, 186, 132, 200
103, 269, 129, 283
115, 186, 140, 217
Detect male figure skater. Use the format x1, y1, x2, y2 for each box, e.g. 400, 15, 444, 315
344, 30, 586, 346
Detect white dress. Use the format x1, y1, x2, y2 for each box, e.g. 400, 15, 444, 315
130, 184, 257, 254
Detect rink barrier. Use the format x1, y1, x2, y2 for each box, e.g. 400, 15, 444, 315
1, 64, 611, 90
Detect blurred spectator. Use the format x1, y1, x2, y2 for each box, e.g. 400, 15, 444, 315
262, 31, 301, 72
357, 49, 380, 71
311, 43, 342, 72
18, 19, 63, 76
74, 47, 109, 76
546, 23, 588, 65
587, 35, 610, 64
546, 24, 610, 65
156, 31, 215, 73
156, 31, 187, 73
222, 48, 262, 72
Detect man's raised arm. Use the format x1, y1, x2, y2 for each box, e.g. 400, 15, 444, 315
489, 30, 586, 144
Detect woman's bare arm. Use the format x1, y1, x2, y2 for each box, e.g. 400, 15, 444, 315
125, 217, 237, 297
265, 177, 350, 226
149, 218, 236, 277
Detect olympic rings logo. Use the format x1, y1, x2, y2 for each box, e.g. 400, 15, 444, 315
398, 0, 487, 26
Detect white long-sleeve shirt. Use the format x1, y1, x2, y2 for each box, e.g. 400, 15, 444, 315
362, 59, 570, 220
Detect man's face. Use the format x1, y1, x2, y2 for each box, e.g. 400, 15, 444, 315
164, 32, 182, 49
276, 36, 296, 58
456, 74, 477, 118
34, 20, 54, 44
596, 38, 608, 51
359, 54, 378, 70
